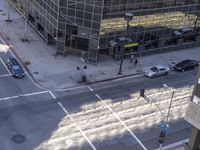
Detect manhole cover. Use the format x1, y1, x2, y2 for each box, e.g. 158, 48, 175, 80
12, 135, 26, 143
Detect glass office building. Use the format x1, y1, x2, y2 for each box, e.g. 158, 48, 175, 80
8, 0, 200, 63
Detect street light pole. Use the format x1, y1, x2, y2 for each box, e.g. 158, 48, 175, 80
118, 12, 133, 75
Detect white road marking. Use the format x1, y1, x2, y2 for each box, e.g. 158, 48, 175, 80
48, 91, 56, 99
49, 91, 97, 150
154, 139, 189, 150
0, 95, 19, 101
94, 92, 147, 150
0, 57, 11, 75
0, 91, 49, 101
0, 74, 11, 77
21, 91, 49, 97
87, 86, 94, 91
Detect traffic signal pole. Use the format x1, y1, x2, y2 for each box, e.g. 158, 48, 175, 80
166, 91, 175, 122
139, 88, 170, 148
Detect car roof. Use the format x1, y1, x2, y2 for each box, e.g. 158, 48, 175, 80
173, 31, 182, 35
180, 27, 191, 31
180, 59, 195, 63
154, 65, 166, 69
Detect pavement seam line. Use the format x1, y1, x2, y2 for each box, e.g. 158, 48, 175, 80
0, 56, 11, 75
93, 91, 147, 150
48, 91, 97, 150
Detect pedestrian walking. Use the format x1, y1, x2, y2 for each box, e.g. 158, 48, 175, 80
129, 55, 134, 63
134, 58, 138, 66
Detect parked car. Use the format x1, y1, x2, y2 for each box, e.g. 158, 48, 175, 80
109, 40, 118, 47
173, 27, 192, 37
6, 58, 25, 78
117, 36, 132, 44
174, 59, 199, 72
137, 33, 158, 44
144, 65, 170, 78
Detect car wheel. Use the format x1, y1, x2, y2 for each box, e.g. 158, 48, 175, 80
181, 69, 185, 72
152, 75, 156, 78
164, 72, 168, 75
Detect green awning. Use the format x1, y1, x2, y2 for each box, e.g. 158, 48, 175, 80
124, 43, 139, 48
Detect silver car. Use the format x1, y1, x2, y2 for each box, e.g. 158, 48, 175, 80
144, 65, 170, 78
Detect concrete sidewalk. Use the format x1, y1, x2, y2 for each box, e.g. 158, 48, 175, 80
0, 0, 200, 90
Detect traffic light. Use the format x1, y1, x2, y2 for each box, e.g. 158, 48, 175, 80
140, 89, 145, 97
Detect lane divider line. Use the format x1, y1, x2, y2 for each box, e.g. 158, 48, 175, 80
48, 91, 97, 150
0, 57, 11, 75
91, 88, 147, 150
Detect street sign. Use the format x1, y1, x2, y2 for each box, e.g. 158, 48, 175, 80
160, 121, 169, 132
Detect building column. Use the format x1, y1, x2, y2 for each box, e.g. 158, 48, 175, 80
186, 126, 200, 150
56, 0, 66, 56
87, 38, 99, 63
158, 39, 165, 48
177, 37, 183, 44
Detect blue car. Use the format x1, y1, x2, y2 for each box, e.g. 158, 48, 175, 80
6, 58, 25, 78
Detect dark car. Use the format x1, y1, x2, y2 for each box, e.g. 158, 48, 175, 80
137, 34, 158, 44
6, 58, 25, 78
174, 59, 199, 72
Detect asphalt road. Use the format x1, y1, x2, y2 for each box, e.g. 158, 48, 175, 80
0, 40, 198, 150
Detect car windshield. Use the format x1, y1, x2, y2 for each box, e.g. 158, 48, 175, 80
150, 66, 158, 72
12, 65, 20, 70
180, 60, 191, 64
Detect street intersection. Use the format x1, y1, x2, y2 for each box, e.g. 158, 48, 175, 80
0, 49, 195, 150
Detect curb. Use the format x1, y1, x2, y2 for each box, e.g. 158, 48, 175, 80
84, 72, 143, 85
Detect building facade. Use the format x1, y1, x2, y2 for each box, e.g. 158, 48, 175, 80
8, 0, 200, 63
185, 70, 200, 149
